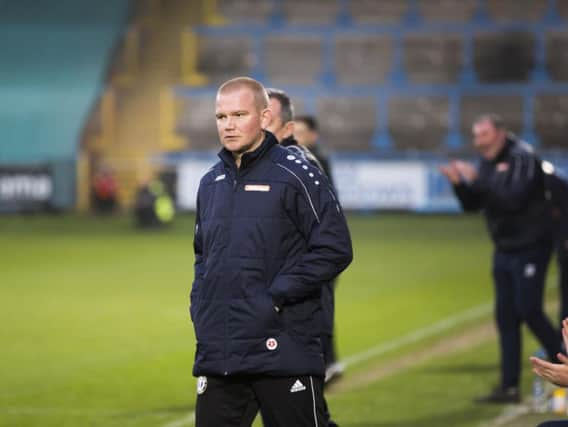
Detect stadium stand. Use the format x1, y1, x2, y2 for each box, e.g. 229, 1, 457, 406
546, 30, 568, 81
0, 0, 131, 164
335, 35, 393, 85
264, 35, 324, 85
403, 33, 463, 84
316, 96, 377, 151
174, 0, 568, 153
197, 36, 253, 85
389, 96, 450, 152
534, 94, 568, 150
348, 0, 408, 25
0, 0, 131, 208
417, 0, 478, 23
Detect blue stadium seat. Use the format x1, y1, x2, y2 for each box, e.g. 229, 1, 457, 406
217, 0, 275, 24
316, 96, 376, 151
485, 0, 548, 22
335, 35, 393, 85
389, 96, 450, 151
404, 33, 463, 84
348, 0, 408, 25
197, 36, 254, 85
534, 94, 568, 150
474, 31, 535, 82
416, 0, 477, 23
546, 31, 568, 81
264, 35, 323, 85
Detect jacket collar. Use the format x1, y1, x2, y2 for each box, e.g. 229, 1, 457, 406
218, 131, 278, 173
491, 135, 515, 164
280, 136, 298, 147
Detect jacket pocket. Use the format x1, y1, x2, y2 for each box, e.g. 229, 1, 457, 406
282, 298, 322, 337
228, 294, 282, 339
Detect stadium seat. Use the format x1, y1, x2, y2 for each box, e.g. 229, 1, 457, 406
416, 0, 477, 23
388, 96, 450, 151
264, 36, 322, 85
534, 95, 568, 150
546, 31, 568, 81
403, 34, 463, 84
316, 97, 376, 151
558, 0, 568, 21
485, 0, 548, 22
281, 0, 340, 25
460, 95, 524, 138
197, 36, 253, 85
175, 95, 218, 150
348, 0, 408, 24
217, 0, 274, 24
335, 35, 393, 85
473, 31, 535, 82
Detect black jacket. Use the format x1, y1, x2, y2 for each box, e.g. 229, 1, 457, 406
282, 137, 334, 187
543, 163, 568, 237
190, 131, 352, 377
453, 136, 553, 252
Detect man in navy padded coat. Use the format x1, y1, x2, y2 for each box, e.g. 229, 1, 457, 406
190, 77, 353, 427
440, 114, 559, 404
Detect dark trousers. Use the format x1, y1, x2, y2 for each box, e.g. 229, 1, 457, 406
558, 233, 568, 324
195, 375, 326, 427
493, 243, 559, 388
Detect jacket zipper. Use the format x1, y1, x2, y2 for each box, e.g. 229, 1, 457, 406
224, 168, 239, 376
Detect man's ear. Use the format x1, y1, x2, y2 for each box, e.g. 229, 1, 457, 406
283, 121, 295, 138
260, 108, 272, 130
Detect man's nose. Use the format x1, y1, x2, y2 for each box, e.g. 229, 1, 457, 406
225, 116, 236, 129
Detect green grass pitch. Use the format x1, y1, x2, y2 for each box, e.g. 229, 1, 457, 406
0, 214, 561, 427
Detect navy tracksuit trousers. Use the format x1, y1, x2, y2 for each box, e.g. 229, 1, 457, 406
493, 242, 560, 388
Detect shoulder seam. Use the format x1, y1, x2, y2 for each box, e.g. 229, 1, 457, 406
276, 163, 321, 224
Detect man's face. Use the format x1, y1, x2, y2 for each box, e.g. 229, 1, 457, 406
265, 97, 293, 142
215, 87, 269, 155
472, 120, 506, 161
294, 121, 317, 147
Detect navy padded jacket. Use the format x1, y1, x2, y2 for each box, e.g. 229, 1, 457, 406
190, 131, 353, 377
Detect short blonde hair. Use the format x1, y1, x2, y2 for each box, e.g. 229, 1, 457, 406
217, 77, 269, 111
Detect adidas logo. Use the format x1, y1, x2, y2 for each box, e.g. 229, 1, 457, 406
290, 379, 307, 393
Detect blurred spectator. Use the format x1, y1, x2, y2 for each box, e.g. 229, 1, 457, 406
294, 115, 333, 187
266, 88, 340, 427
440, 114, 560, 404
133, 177, 175, 228
91, 167, 118, 214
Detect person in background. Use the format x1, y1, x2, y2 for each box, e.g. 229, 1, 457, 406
294, 114, 342, 384
133, 176, 175, 228
92, 167, 118, 214
294, 115, 333, 187
265, 87, 340, 427
440, 114, 560, 404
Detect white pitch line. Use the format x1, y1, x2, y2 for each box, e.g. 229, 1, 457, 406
160, 301, 494, 427
161, 412, 195, 427
480, 401, 531, 427
342, 302, 493, 368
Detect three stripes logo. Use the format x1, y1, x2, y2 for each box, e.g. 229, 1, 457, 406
290, 379, 307, 393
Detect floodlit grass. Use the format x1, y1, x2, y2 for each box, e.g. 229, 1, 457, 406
0, 214, 560, 426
